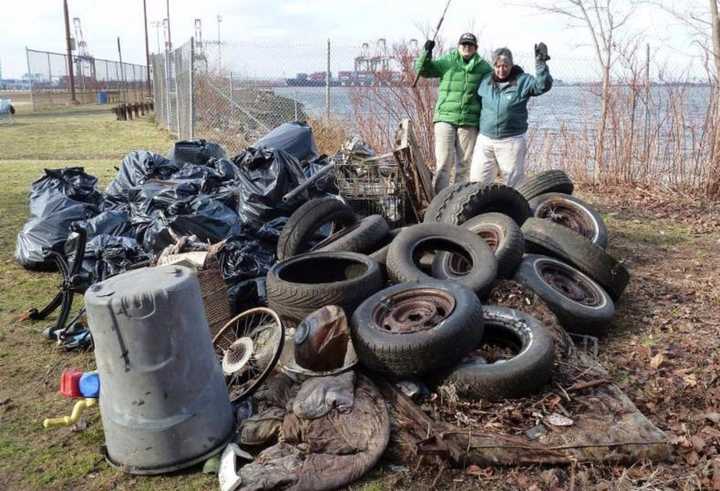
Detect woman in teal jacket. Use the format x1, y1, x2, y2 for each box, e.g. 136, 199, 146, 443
470, 44, 553, 187
415, 33, 492, 193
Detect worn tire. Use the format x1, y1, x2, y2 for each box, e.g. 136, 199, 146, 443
318, 214, 390, 255
435, 212, 525, 279
277, 197, 356, 260
422, 182, 470, 223
514, 254, 615, 335
267, 251, 384, 322
522, 218, 629, 301
439, 183, 532, 226
350, 281, 484, 378
516, 170, 574, 201
386, 223, 498, 296
369, 228, 405, 266
439, 305, 554, 400
530, 193, 609, 249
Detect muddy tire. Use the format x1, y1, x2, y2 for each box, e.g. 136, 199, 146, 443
529, 193, 608, 249
514, 254, 615, 335
439, 183, 532, 226
386, 223, 498, 296
435, 212, 525, 279
522, 218, 629, 301
516, 170, 574, 201
439, 305, 554, 400
277, 197, 356, 260
318, 214, 390, 254
267, 251, 384, 322
350, 281, 484, 378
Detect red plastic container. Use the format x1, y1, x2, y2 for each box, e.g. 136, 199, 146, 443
59, 368, 83, 398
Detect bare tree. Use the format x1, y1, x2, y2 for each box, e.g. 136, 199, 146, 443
524, 0, 635, 182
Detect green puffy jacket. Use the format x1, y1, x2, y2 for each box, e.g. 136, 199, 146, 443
478, 62, 553, 139
415, 49, 492, 128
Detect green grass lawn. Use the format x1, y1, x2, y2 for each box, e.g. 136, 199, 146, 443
0, 108, 219, 490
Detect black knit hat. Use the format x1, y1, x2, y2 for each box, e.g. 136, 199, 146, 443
458, 33, 478, 46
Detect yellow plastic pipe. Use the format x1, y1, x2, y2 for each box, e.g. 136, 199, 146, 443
43, 398, 97, 429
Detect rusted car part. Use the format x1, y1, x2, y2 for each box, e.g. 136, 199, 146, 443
438, 305, 555, 400
294, 305, 350, 372
213, 307, 285, 403
529, 192, 609, 249
350, 281, 484, 378
513, 254, 615, 336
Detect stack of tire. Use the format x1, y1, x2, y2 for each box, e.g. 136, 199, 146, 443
265, 170, 628, 401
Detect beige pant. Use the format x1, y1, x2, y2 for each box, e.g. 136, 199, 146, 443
471, 133, 527, 187
433, 122, 478, 193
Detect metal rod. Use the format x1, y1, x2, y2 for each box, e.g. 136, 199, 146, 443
143, 0, 151, 97
63, 0, 77, 102
25, 47, 34, 110
189, 37, 194, 139
412, 0, 452, 88
326, 38, 331, 122
117, 37, 127, 105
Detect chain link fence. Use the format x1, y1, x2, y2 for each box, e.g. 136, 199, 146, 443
26, 48, 149, 111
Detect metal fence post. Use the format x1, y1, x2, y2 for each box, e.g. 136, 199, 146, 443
174, 47, 181, 136
190, 37, 195, 139
25, 47, 34, 111
325, 38, 331, 122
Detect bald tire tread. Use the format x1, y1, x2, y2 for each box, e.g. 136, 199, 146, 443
266, 252, 384, 323
318, 214, 390, 255
350, 281, 485, 378
277, 197, 356, 261
516, 170, 574, 201
440, 305, 555, 401
513, 254, 615, 336
423, 182, 475, 223
529, 192, 609, 249
521, 218, 629, 301
440, 183, 532, 226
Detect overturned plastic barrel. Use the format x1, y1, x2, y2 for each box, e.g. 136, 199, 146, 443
85, 265, 233, 474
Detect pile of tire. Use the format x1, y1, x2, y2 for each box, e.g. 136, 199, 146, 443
265, 171, 629, 401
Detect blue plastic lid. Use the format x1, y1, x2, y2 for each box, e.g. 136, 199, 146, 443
79, 371, 100, 398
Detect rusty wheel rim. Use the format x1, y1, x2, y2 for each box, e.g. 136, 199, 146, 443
537, 260, 603, 307
536, 199, 594, 241
372, 288, 456, 334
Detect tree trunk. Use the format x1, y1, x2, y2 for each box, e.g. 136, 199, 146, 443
594, 63, 611, 184
709, 0, 720, 196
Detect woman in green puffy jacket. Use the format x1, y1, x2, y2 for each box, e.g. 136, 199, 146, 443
415, 33, 492, 193
470, 44, 553, 187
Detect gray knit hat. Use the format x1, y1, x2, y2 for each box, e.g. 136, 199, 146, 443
492, 47, 513, 66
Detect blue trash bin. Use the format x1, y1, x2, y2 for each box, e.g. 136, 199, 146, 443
97, 91, 108, 104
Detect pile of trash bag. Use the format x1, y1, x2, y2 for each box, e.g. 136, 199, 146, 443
15, 123, 335, 299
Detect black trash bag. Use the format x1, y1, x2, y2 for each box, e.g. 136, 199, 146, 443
142, 196, 240, 252
15, 198, 99, 270
169, 159, 240, 193
66, 234, 149, 283
105, 151, 181, 204
254, 121, 319, 162
233, 148, 308, 230
228, 277, 268, 314
29, 168, 103, 213
75, 209, 134, 239
212, 158, 241, 181
168, 139, 227, 166
220, 232, 276, 285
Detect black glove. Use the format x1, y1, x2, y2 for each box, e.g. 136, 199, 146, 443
424, 40, 435, 53
535, 42, 550, 62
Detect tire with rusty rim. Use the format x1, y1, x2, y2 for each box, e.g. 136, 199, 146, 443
438, 183, 532, 226
267, 251, 384, 322
317, 214, 390, 255
350, 281, 484, 378
434, 212, 525, 279
514, 254, 615, 335
439, 305, 554, 400
516, 170, 574, 201
529, 193, 608, 249
277, 197, 357, 260
522, 218, 629, 301
386, 223, 498, 296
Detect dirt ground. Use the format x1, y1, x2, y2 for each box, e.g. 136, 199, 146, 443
1, 105, 719, 489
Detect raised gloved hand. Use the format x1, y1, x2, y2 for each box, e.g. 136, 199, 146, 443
424, 40, 436, 53
535, 42, 550, 62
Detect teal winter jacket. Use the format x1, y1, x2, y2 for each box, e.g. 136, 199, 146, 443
415, 49, 492, 128
478, 61, 553, 139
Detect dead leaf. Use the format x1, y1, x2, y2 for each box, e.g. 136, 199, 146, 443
650, 352, 665, 369
691, 435, 707, 452
706, 413, 720, 424
546, 413, 574, 427
685, 450, 700, 466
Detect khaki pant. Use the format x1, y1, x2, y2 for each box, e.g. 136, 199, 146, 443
470, 133, 527, 187
433, 122, 478, 193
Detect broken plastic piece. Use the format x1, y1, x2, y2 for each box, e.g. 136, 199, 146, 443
43, 398, 97, 429
59, 368, 83, 398
218, 443, 254, 491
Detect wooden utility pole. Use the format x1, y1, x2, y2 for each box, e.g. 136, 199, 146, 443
63, 0, 77, 103
143, 0, 151, 96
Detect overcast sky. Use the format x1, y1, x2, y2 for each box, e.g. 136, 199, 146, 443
0, 0, 709, 81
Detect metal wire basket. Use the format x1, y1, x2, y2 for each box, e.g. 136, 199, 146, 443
334, 155, 408, 226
